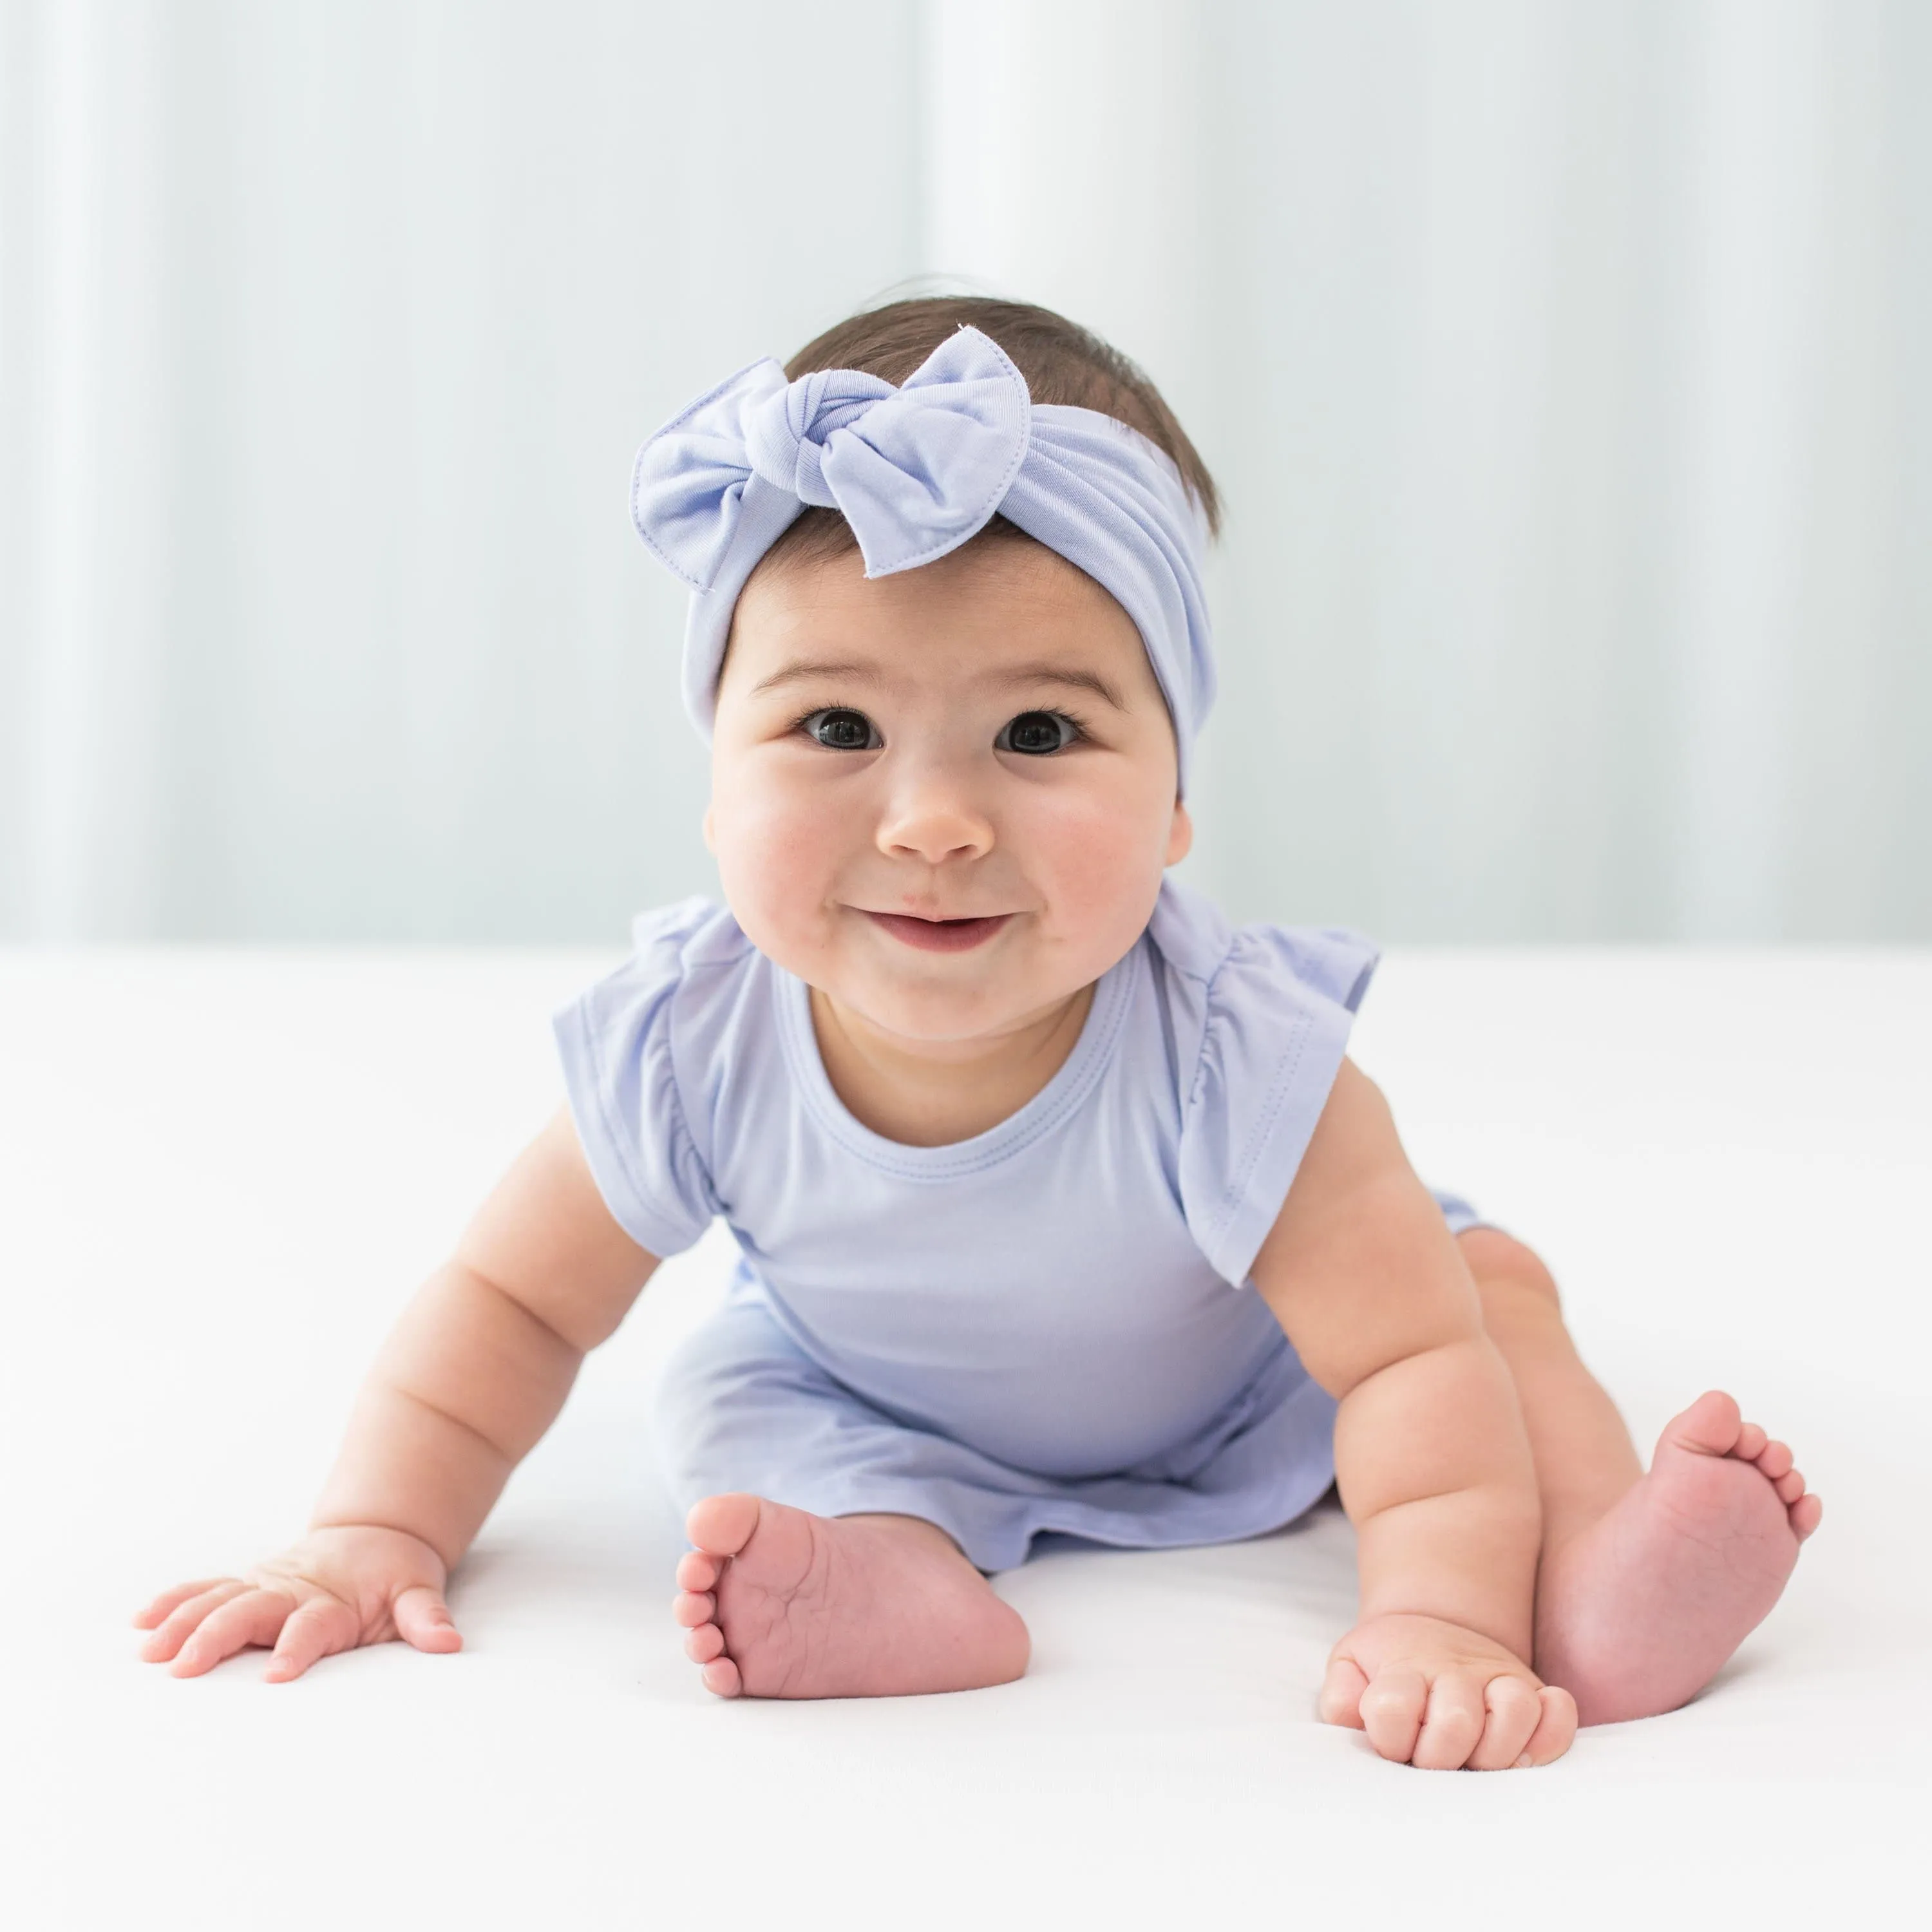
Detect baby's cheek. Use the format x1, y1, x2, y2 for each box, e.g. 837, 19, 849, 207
712, 791, 837, 925
1033, 792, 1168, 923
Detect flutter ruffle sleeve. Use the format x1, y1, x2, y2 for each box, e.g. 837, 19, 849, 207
551, 897, 724, 1260
1151, 886, 1380, 1291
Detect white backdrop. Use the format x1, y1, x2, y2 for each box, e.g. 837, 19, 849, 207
4, 0, 1927, 943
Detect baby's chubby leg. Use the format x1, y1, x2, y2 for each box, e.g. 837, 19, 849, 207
1461, 1229, 1821, 1726
671, 1495, 1030, 1698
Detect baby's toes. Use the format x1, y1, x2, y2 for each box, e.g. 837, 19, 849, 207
1754, 1438, 1794, 1482
1733, 1420, 1769, 1461
672, 1590, 715, 1630
1772, 1466, 1806, 1506
700, 1655, 741, 1698
676, 1549, 722, 1593
1790, 1492, 1824, 1540
684, 1621, 726, 1665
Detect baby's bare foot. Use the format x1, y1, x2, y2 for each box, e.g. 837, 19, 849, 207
668, 1493, 1030, 1699
1535, 1390, 1821, 1726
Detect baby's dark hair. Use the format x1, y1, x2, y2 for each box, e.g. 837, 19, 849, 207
761, 296, 1221, 578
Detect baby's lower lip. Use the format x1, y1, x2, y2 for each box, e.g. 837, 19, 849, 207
861, 910, 1013, 953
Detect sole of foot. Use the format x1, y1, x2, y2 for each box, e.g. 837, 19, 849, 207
1535, 1389, 1820, 1727
669, 1492, 1031, 1700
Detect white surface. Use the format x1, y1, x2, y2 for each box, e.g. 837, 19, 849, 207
3, 945, 1927, 1927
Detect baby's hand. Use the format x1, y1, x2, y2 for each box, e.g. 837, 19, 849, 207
131, 1524, 461, 1683
1320, 1613, 1576, 1769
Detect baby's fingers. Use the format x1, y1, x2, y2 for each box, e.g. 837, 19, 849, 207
391, 1585, 462, 1655
264, 1595, 358, 1683
170, 1587, 297, 1680
138, 1580, 252, 1663
1358, 1666, 1428, 1763
1466, 1674, 1544, 1771
1410, 1669, 1489, 1770
1318, 1656, 1370, 1729
133, 1578, 233, 1629
1522, 1685, 1577, 1766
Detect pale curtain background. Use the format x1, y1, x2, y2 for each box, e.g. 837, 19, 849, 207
3, 0, 1926, 943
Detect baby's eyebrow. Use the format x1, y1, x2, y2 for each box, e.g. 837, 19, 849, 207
998, 665, 1128, 712
749, 658, 1128, 712
748, 659, 880, 696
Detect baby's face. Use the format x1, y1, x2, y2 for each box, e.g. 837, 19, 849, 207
707, 536, 1191, 1046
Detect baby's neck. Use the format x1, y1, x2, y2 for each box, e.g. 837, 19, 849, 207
808, 983, 1095, 1148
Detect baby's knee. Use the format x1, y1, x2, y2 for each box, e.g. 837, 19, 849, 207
1458, 1227, 1562, 1312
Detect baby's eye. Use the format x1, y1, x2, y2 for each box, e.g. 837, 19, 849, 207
800, 708, 880, 751
996, 710, 1081, 756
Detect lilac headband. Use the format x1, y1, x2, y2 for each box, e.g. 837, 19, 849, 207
629, 325, 1215, 796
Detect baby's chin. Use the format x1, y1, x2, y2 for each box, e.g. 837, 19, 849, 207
830, 976, 1074, 1050
752, 927, 1084, 1048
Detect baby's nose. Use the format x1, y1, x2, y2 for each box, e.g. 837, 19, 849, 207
874, 764, 995, 866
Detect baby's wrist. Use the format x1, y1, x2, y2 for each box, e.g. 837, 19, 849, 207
1352, 1486, 1540, 1661
1350, 1601, 1529, 1665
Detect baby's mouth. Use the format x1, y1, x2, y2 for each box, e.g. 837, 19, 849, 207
860, 909, 1013, 954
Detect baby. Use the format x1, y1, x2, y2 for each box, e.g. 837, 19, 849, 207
135, 297, 1820, 1770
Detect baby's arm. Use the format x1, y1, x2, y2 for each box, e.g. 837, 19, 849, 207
134, 1104, 659, 1680
1249, 1060, 1575, 1769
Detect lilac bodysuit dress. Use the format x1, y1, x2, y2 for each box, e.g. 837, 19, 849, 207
553, 875, 1483, 1573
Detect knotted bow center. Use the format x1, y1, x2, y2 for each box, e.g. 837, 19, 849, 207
741, 370, 895, 509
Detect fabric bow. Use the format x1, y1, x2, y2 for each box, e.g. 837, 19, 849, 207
633, 327, 1033, 587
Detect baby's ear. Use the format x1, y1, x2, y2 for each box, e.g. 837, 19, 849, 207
1166, 800, 1193, 866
